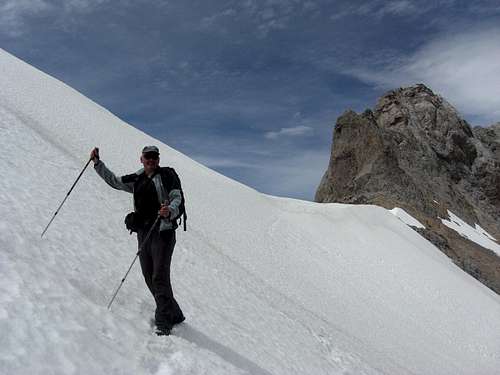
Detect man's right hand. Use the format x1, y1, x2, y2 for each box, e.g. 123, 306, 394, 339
90, 147, 100, 163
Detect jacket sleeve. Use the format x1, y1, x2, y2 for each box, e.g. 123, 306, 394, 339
94, 160, 135, 193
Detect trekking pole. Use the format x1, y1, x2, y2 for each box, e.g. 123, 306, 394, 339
107, 215, 161, 310
41, 157, 93, 238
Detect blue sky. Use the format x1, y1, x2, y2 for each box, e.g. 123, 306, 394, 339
1, 0, 499, 200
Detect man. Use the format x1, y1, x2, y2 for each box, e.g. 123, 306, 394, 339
90, 145, 185, 336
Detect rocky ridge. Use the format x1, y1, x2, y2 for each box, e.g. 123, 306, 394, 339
316, 84, 500, 294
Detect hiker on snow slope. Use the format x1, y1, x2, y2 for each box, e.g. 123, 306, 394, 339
90, 146, 185, 336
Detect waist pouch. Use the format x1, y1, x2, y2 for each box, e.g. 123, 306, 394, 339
125, 212, 142, 233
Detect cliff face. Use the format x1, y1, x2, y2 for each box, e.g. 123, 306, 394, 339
316, 84, 500, 294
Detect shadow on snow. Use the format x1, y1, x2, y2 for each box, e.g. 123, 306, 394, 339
175, 324, 274, 375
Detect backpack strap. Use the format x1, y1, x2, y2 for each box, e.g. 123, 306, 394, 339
169, 167, 187, 231
160, 167, 187, 231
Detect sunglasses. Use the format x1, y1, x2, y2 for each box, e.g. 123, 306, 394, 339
143, 152, 159, 160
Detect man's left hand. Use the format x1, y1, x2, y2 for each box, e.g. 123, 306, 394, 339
159, 203, 170, 218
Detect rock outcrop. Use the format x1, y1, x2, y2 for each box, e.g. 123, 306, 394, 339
316, 84, 500, 294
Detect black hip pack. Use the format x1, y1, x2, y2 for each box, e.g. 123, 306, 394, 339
124, 212, 141, 233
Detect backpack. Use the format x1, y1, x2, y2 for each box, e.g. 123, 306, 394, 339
160, 167, 187, 231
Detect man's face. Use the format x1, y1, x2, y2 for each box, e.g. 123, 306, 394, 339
141, 151, 160, 172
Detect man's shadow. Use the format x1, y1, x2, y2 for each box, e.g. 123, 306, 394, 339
173, 324, 274, 375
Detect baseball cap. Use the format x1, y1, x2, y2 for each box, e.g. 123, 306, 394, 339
142, 145, 159, 154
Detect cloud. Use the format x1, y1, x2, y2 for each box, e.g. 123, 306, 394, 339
377, 0, 417, 16
242, 149, 330, 199
344, 26, 500, 124
330, 0, 454, 21
231, 0, 320, 38
467, 2, 500, 15
200, 8, 237, 29
191, 148, 330, 200
0, 0, 52, 36
265, 125, 313, 139
0, 0, 108, 37
190, 155, 259, 169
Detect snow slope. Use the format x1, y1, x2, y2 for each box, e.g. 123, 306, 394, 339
1, 49, 499, 375
389, 208, 425, 229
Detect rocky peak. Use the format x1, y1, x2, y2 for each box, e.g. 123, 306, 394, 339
316, 84, 500, 294
376, 84, 477, 166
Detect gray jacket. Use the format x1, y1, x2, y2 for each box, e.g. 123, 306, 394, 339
94, 160, 182, 231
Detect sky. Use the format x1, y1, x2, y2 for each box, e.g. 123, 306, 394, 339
1, 0, 500, 200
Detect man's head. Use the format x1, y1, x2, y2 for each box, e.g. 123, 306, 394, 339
141, 145, 160, 174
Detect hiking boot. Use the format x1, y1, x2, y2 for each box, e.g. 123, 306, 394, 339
173, 315, 185, 325
155, 322, 172, 336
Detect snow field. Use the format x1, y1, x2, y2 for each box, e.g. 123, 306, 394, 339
1, 48, 500, 375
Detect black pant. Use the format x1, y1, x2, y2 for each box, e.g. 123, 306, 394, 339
138, 228, 183, 327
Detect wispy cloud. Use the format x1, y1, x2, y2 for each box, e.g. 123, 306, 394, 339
0, 0, 52, 36
191, 148, 330, 199
330, 0, 454, 21
190, 155, 259, 169
199, 8, 237, 29
243, 149, 330, 199
467, 2, 500, 15
230, 0, 321, 38
377, 0, 417, 16
265, 125, 313, 139
0, 0, 109, 37
344, 26, 500, 124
